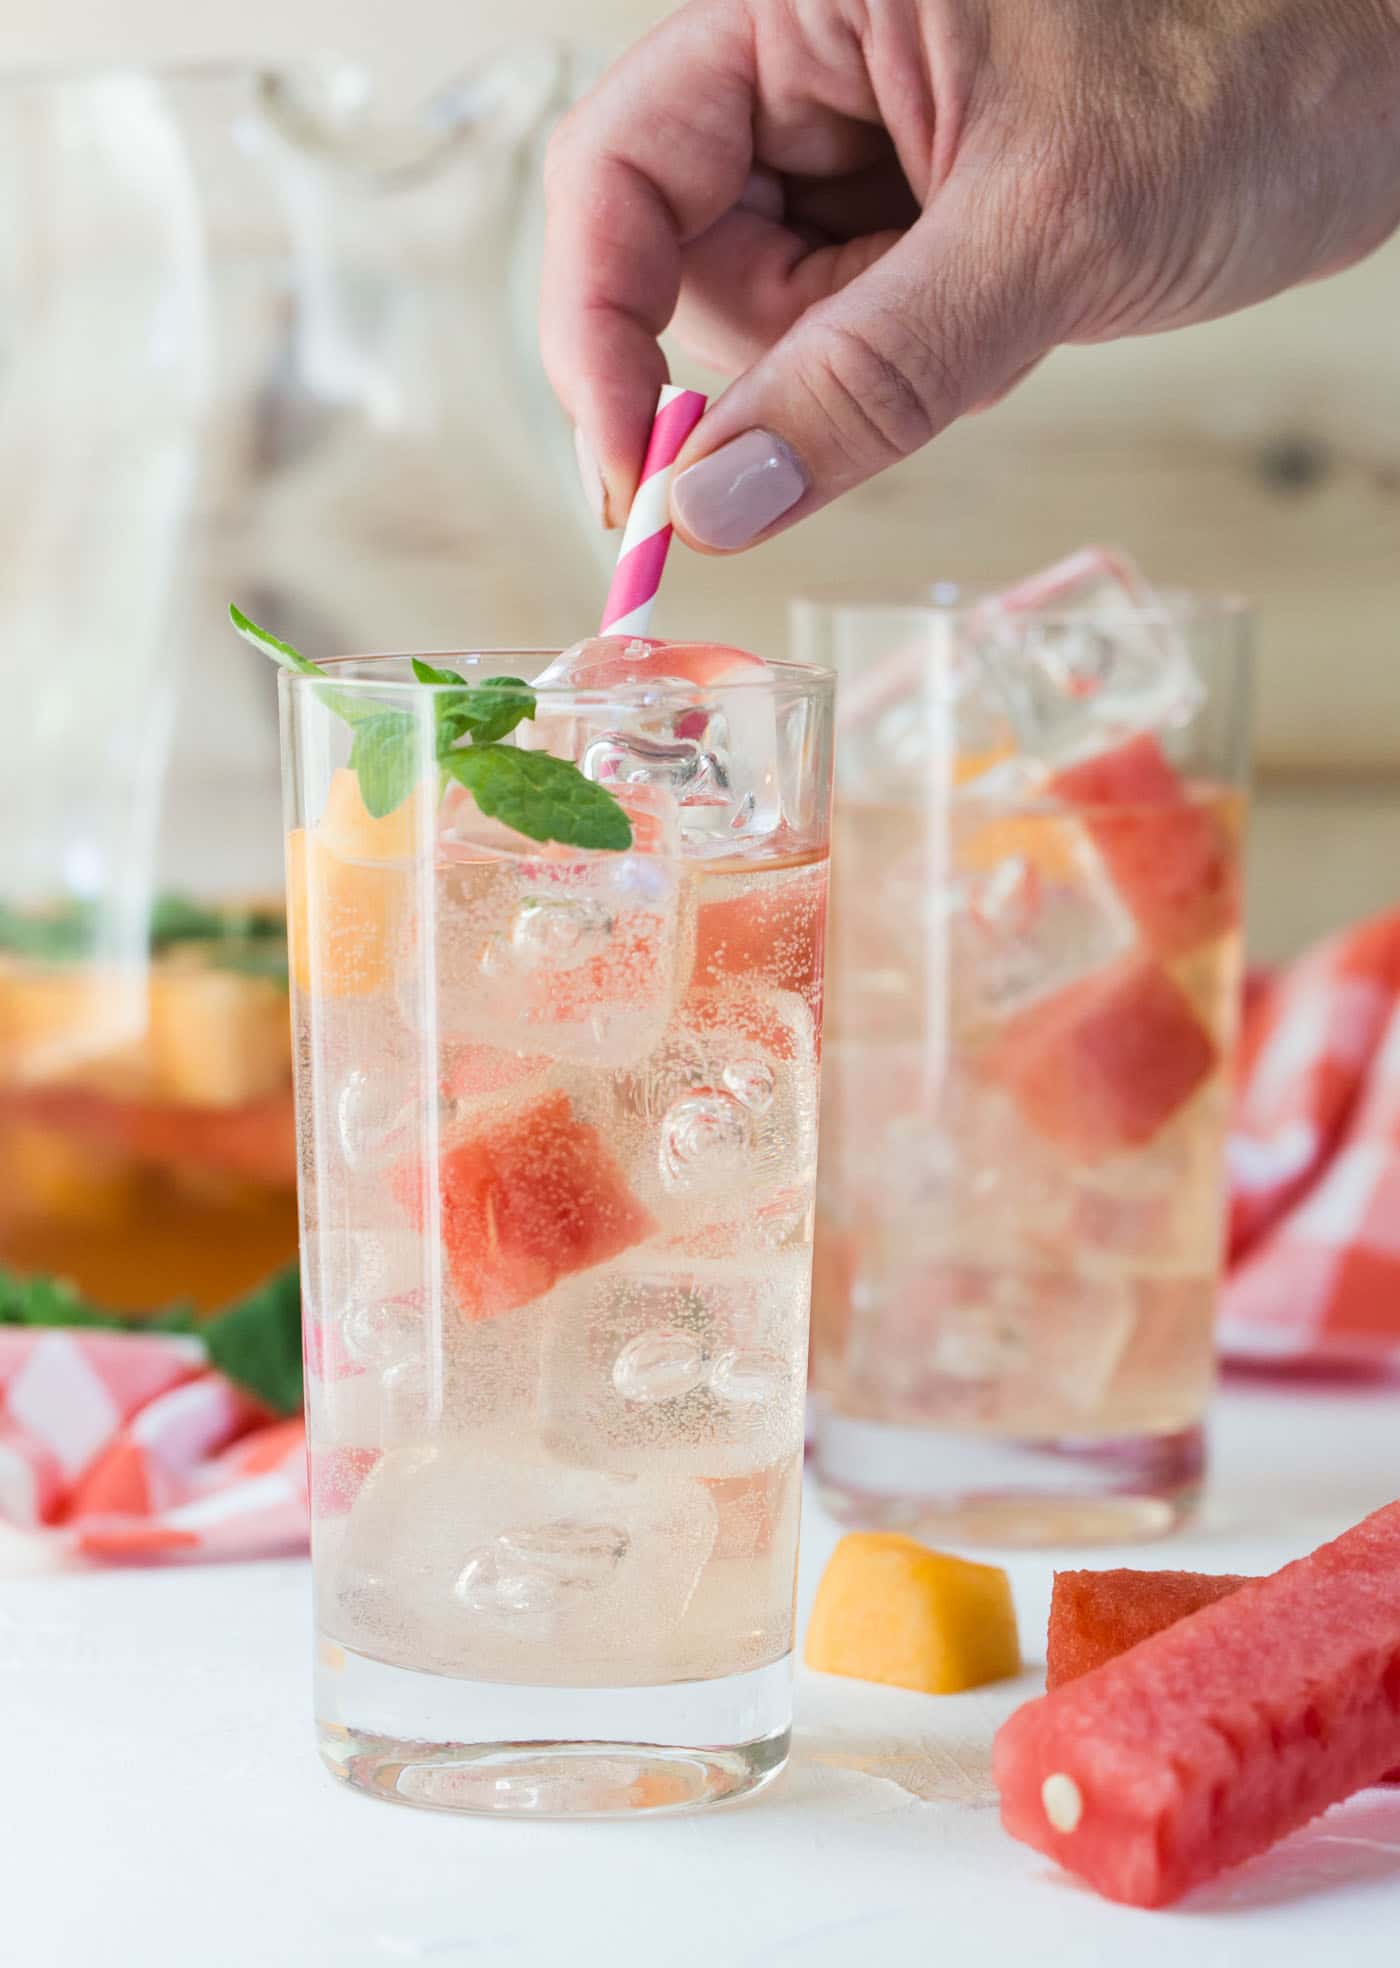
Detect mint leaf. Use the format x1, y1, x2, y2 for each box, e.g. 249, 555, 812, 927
410, 658, 463, 687
453, 678, 536, 745
444, 744, 633, 851
348, 710, 420, 820
0, 1267, 121, 1329
228, 603, 321, 678
411, 660, 536, 748
148, 894, 285, 950
201, 1265, 303, 1417
0, 1264, 198, 1336
229, 604, 378, 728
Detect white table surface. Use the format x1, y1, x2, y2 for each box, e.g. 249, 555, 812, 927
7, 1375, 1400, 1968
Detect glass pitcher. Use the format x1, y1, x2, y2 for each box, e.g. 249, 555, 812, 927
0, 56, 605, 1314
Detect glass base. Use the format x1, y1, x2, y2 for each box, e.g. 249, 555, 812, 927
812, 1412, 1204, 1546
315, 1637, 791, 1817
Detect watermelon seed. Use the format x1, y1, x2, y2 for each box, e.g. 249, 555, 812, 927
1041, 1773, 1083, 1833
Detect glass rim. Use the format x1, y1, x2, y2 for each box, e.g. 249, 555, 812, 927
792, 587, 1252, 631
280, 650, 838, 700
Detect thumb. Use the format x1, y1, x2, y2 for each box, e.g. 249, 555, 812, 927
670, 191, 1058, 553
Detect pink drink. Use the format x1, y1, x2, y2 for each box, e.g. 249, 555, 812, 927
800, 587, 1250, 1544
284, 645, 833, 1814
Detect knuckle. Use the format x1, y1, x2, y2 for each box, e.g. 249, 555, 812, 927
800, 317, 945, 479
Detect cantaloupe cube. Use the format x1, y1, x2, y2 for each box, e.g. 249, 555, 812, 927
318, 765, 423, 863
0, 963, 150, 1089
0, 1119, 138, 1226
804, 1532, 1021, 1693
286, 770, 420, 999
148, 957, 291, 1106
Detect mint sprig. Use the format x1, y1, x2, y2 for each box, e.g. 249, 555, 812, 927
232, 607, 631, 850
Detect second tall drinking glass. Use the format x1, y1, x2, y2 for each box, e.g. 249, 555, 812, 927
799, 591, 1250, 1545
283, 644, 833, 1816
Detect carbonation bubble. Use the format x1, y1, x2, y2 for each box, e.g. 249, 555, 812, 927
658, 1091, 751, 1191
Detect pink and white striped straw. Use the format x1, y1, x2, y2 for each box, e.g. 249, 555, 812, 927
598, 383, 707, 637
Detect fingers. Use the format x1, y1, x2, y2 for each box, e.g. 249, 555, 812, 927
672, 208, 904, 376
670, 183, 1059, 553
539, 0, 757, 525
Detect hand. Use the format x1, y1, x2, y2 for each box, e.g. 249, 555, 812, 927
541, 0, 1400, 552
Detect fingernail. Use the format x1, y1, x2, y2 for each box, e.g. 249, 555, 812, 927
671, 429, 808, 551
573, 425, 610, 528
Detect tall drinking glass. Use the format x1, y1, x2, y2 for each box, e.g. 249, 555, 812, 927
283, 647, 833, 1814
798, 592, 1250, 1544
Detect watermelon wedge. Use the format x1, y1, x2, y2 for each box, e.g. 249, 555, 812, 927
416, 1091, 656, 1320
995, 1501, 1400, 1907
987, 955, 1217, 1161
1048, 734, 1239, 957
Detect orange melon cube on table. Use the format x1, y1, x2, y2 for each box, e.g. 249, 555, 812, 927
804, 1532, 1021, 1694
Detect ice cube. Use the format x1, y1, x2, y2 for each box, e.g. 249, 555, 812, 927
940, 820, 1137, 1031
845, 1262, 1135, 1433
405, 839, 691, 1070
322, 1444, 718, 1685
821, 1051, 1076, 1277
661, 1461, 802, 1679
539, 1250, 809, 1479
607, 982, 818, 1236
833, 619, 1018, 799
529, 636, 781, 851
970, 546, 1205, 764
1069, 1079, 1230, 1276
300, 1227, 428, 1353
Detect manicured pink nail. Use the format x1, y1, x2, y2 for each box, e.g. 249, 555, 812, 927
671, 430, 808, 550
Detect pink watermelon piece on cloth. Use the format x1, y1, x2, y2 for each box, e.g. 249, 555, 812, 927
1048, 733, 1239, 957
994, 1500, 1400, 1908
416, 1091, 657, 1320
987, 955, 1217, 1161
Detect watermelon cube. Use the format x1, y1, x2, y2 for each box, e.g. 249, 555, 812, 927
1049, 734, 1239, 957
995, 1501, 1400, 1907
987, 955, 1217, 1161
693, 861, 828, 999
430, 1092, 656, 1320
1046, 1566, 1400, 1784
1047, 1568, 1249, 1689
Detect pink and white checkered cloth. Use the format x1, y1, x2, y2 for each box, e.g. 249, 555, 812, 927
1221, 909, 1400, 1368
0, 1327, 307, 1562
